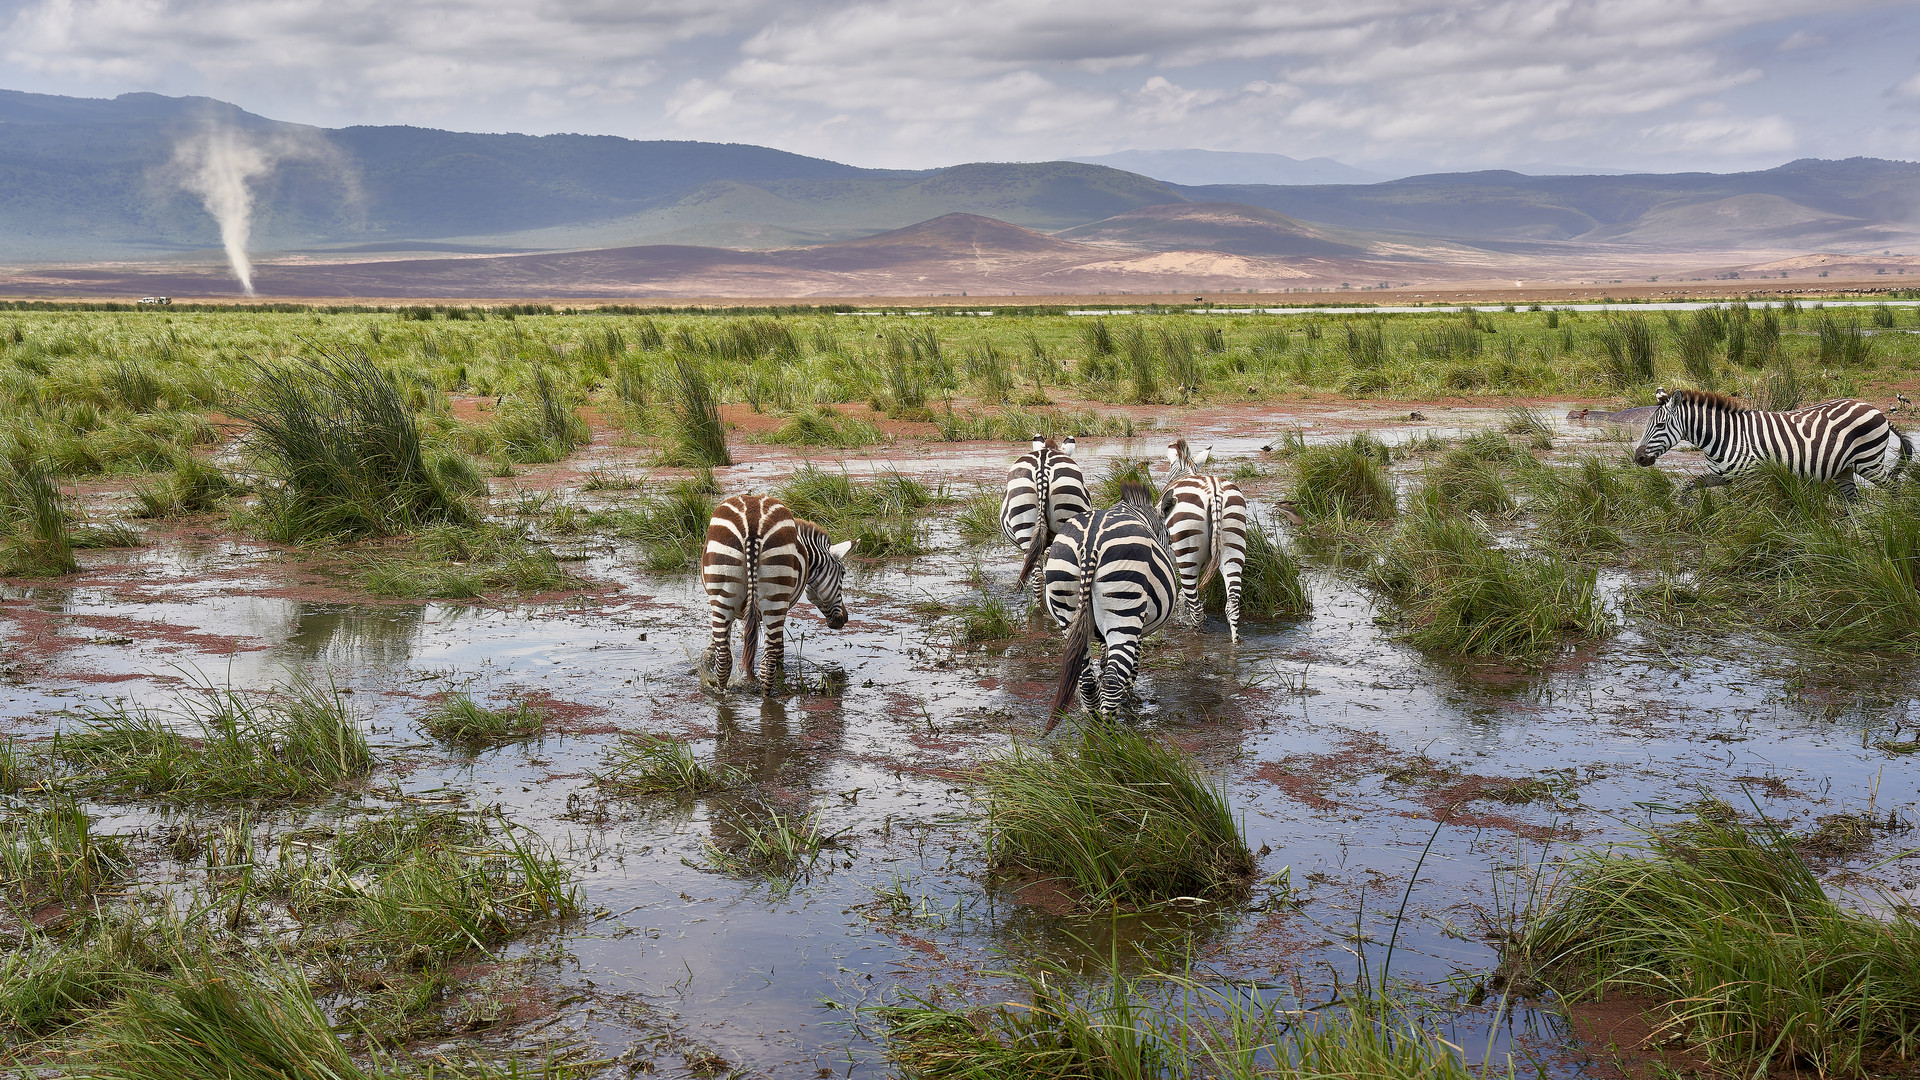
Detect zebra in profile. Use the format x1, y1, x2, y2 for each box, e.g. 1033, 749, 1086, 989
1000, 434, 1090, 594
1633, 387, 1912, 498
700, 494, 855, 688
1042, 482, 1181, 730
1159, 439, 1251, 641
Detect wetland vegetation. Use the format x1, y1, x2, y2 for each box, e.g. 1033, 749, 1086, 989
3, 299, 1920, 1076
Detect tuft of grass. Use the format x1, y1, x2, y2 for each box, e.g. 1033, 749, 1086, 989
236, 351, 477, 541
881, 967, 1498, 1080
0, 462, 77, 576
56, 675, 371, 803
596, 734, 742, 796
419, 691, 546, 749
1519, 811, 1920, 1078
982, 725, 1252, 909
356, 523, 576, 599
598, 476, 717, 572
955, 487, 1003, 544
705, 806, 845, 879
763, 404, 885, 448
1206, 516, 1309, 618
777, 465, 929, 556
1413, 452, 1515, 518
1367, 501, 1608, 657
488, 365, 590, 463
1291, 439, 1396, 521
0, 793, 129, 907
933, 406, 1135, 442
132, 452, 244, 518
659, 359, 732, 468
1091, 456, 1157, 509
949, 591, 1022, 644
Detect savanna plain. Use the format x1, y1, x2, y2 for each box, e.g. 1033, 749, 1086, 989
7, 300, 1920, 1078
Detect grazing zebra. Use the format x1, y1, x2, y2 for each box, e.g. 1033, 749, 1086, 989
700, 494, 854, 688
1160, 439, 1251, 641
1000, 434, 1090, 594
1633, 387, 1912, 498
1042, 482, 1181, 730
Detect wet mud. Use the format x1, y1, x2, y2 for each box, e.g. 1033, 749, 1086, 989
5, 403, 1918, 1077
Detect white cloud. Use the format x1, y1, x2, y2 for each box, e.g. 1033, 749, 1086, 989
0, 0, 1912, 170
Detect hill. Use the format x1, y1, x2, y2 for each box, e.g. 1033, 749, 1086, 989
1068, 149, 1389, 186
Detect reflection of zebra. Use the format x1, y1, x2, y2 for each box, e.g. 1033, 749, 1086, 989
1633, 387, 1912, 498
1160, 439, 1250, 640
1043, 482, 1181, 729
1000, 435, 1089, 593
701, 495, 854, 687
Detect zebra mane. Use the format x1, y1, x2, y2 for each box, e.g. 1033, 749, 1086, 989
1120, 481, 1174, 550
1670, 387, 1750, 413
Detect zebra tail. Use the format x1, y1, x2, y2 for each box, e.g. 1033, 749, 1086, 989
1017, 510, 1050, 588
1195, 490, 1225, 594
738, 538, 761, 680
1044, 548, 1098, 733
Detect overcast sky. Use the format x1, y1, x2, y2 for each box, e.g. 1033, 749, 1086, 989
4, 0, 1919, 174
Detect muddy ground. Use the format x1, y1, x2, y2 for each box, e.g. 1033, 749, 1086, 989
6, 400, 1919, 1078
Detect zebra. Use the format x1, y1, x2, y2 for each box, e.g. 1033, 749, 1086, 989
700, 494, 855, 688
1000, 434, 1090, 595
1632, 387, 1912, 498
1159, 438, 1251, 641
1042, 481, 1181, 730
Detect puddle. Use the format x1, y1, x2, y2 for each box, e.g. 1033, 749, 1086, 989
6, 427, 1920, 1076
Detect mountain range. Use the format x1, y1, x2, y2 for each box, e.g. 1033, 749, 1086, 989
3, 89, 1918, 297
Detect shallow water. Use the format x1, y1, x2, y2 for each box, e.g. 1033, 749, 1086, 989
5, 429, 1920, 1077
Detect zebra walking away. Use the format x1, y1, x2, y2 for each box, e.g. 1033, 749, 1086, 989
1043, 482, 1181, 731
701, 494, 855, 689
1001, 434, 1090, 595
1633, 387, 1912, 498
1160, 439, 1251, 641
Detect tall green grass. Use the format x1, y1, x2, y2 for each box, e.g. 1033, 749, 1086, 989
486, 365, 590, 463
0, 793, 128, 907
778, 464, 930, 556
1520, 811, 1920, 1078
763, 404, 885, 447
356, 523, 575, 599
982, 726, 1251, 908
236, 352, 477, 541
659, 359, 732, 468
1207, 517, 1309, 618
419, 690, 546, 748
596, 734, 742, 796
1367, 502, 1608, 656
0, 461, 77, 575
57, 675, 371, 802
1292, 437, 1396, 521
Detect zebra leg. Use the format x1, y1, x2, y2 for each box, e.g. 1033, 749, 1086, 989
705, 610, 733, 687
1837, 471, 1861, 500
758, 610, 788, 689
1079, 641, 1102, 717
1183, 566, 1205, 628
1099, 636, 1142, 716
1222, 562, 1244, 644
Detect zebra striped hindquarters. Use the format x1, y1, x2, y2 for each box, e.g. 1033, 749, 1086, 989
1042, 482, 1180, 730
1000, 435, 1090, 595
700, 494, 855, 689
1160, 439, 1250, 640
1634, 387, 1913, 499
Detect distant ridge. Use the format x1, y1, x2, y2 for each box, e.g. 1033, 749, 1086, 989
1057, 203, 1367, 258
1068, 149, 1389, 186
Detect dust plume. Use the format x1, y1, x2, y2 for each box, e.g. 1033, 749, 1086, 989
170, 125, 350, 296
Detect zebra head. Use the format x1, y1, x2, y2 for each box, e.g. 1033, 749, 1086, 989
1163, 439, 1214, 484
807, 538, 856, 629
1633, 388, 1680, 467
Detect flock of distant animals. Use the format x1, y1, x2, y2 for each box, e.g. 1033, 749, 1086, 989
693, 386, 1919, 723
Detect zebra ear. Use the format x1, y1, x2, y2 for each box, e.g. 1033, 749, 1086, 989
1165, 444, 1180, 464
1062, 435, 1077, 453
1195, 447, 1212, 465
1655, 387, 1671, 405
829, 539, 855, 560
1031, 435, 1046, 451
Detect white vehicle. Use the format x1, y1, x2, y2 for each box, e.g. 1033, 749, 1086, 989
136, 296, 172, 306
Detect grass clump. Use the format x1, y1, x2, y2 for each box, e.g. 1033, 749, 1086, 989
659, 359, 732, 467
1291, 438, 1396, 521
132, 453, 244, 518
982, 725, 1252, 909
591, 474, 716, 572
356, 523, 575, 599
933, 405, 1135, 442
705, 806, 844, 879
596, 734, 742, 796
955, 487, 1003, 544
764, 404, 885, 448
419, 690, 546, 748
237, 352, 478, 541
949, 591, 1022, 644
1367, 503, 1608, 657
1414, 452, 1515, 518
778, 465, 929, 556
486, 365, 590, 463
881, 965, 1489, 1080
1520, 811, 1920, 1078
0, 793, 128, 907
56, 675, 371, 803
0, 461, 77, 575
1207, 517, 1309, 618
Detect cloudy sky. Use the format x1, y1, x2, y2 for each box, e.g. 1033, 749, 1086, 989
4, 0, 1919, 174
